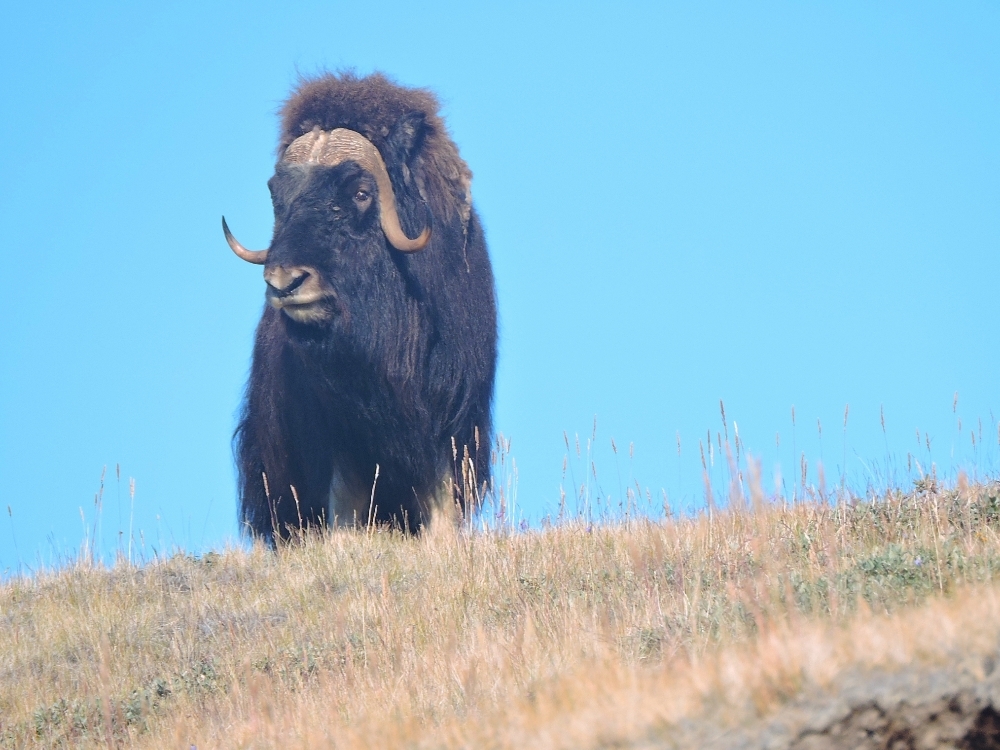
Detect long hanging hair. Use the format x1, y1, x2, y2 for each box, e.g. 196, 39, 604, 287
231, 72, 497, 543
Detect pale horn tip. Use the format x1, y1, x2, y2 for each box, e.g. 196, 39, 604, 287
222, 216, 269, 264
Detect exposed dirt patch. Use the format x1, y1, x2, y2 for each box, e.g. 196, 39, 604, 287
782, 695, 1000, 750
644, 653, 1000, 749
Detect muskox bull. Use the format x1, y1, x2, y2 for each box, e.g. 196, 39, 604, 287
224, 72, 497, 543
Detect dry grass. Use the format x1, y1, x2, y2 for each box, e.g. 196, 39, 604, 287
2, 478, 1000, 748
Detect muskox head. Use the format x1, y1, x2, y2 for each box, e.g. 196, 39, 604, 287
223, 125, 432, 326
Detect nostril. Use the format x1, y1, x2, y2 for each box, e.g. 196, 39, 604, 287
264, 268, 310, 296
283, 272, 309, 294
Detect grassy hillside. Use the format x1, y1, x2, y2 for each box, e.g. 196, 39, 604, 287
2, 478, 999, 748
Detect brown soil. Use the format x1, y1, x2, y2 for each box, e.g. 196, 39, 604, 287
648, 652, 1000, 749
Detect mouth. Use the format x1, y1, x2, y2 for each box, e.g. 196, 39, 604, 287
267, 292, 336, 324
263, 265, 336, 324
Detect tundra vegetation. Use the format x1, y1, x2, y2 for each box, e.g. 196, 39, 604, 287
2, 473, 1000, 749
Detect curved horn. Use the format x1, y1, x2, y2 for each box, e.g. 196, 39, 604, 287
370, 163, 432, 252
222, 216, 269, 264
284, 128, 431, 252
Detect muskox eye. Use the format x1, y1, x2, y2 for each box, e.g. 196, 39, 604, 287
354, 190, 370, 203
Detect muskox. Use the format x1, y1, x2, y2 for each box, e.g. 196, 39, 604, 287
224, 72, 497, 543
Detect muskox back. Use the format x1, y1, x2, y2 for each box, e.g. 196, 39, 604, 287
227, 72, 497, 543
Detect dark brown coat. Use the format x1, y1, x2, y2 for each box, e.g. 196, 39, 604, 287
232, 72, 496, 542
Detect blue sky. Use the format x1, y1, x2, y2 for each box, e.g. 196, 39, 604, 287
1, 1, 997, 570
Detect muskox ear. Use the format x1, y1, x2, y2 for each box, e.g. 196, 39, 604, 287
385, 111, 429, 173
